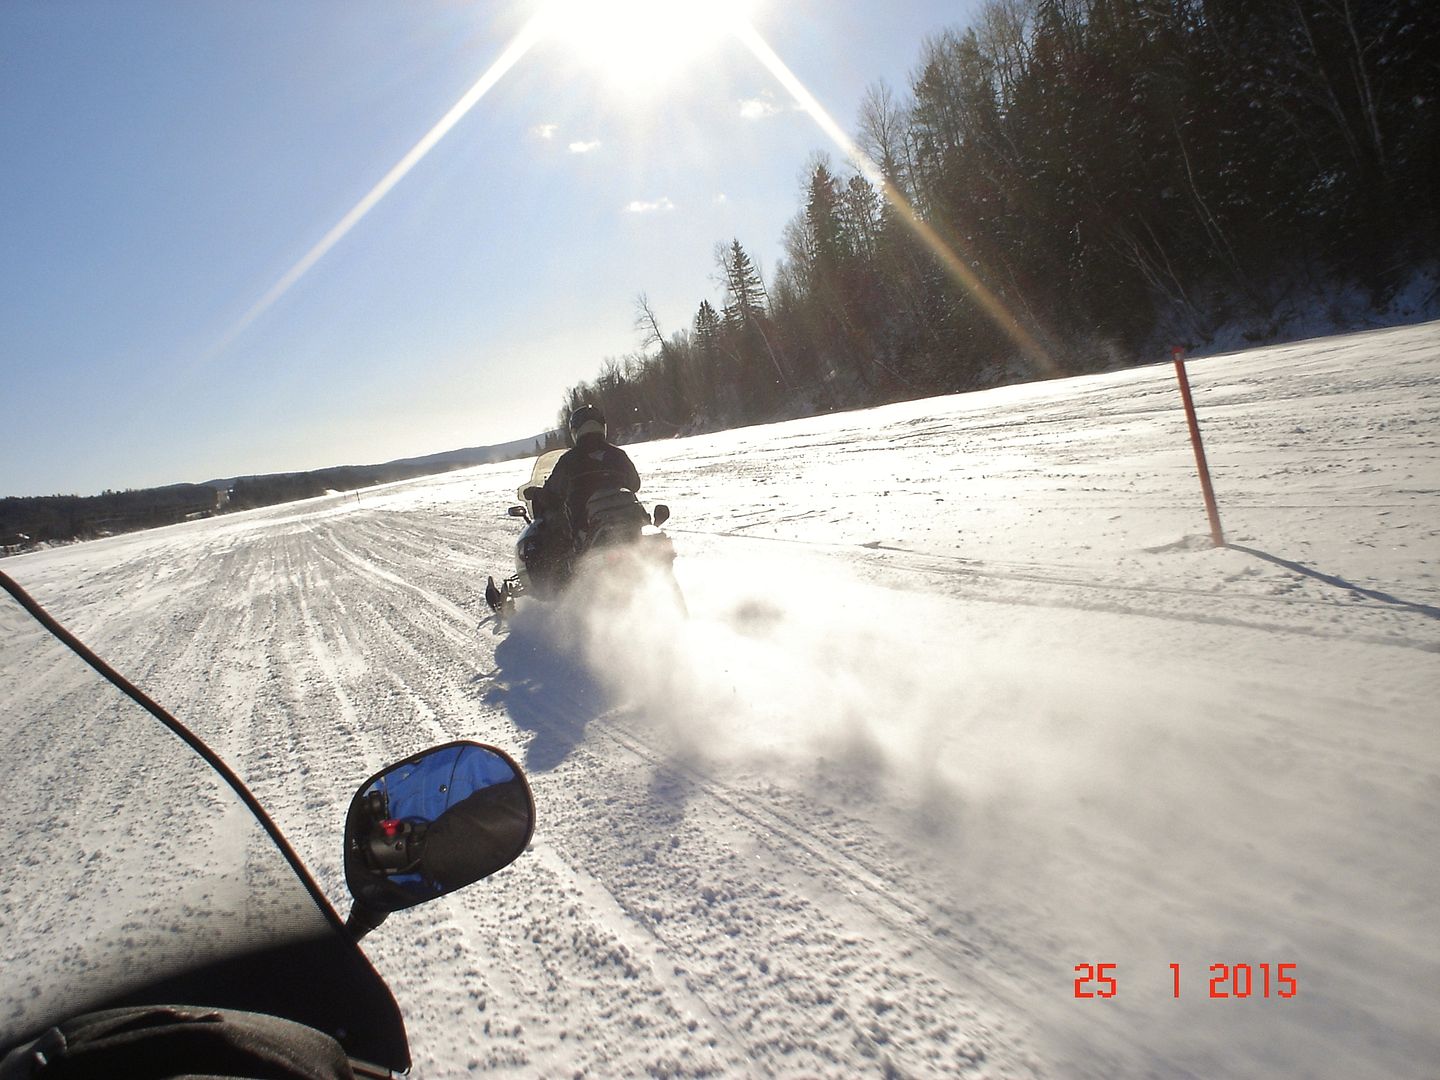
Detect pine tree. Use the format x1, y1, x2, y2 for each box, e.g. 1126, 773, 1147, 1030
720, 240, 766, 329
693, 299, 722, 350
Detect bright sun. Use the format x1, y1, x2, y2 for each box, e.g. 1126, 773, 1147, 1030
538, 0, 759, 94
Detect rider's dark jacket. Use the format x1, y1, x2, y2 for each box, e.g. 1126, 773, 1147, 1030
541, 433, 641, 541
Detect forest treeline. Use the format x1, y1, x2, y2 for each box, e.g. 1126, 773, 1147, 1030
0, 442, 562, 551
1, 467, 465, 550
561, 0, 1438, 436
1, 486, 225, 550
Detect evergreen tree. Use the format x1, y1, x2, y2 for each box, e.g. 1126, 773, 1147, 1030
719, 240, 766, 330
558, 0, 1438, 443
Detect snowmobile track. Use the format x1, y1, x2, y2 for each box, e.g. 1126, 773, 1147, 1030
593, 717, 1039, 1013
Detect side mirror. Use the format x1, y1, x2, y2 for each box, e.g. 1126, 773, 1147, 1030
343, 741, 534, 938
652, 504, 670, 527
507, 505, 528, 519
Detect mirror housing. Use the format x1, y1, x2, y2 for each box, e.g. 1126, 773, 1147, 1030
343, 741, 534, 937
507, 505, 528, 519
652, 504, 670, 527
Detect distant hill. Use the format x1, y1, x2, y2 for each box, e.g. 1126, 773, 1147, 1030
3, 432, 561, 553
200, 431, 558, 492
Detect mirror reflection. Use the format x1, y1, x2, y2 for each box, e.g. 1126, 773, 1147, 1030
344, 742, 534, 913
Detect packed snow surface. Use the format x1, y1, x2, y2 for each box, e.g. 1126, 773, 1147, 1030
4, 323, 1438, 1078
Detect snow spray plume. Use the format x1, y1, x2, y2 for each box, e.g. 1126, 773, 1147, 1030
567, 551, 1006, 824
567, 549, 1265, 906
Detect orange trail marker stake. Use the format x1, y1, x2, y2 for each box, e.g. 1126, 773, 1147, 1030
1172, 346, 1226, 548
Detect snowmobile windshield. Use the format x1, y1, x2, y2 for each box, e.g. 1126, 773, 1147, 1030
0, 578, 409, 1070
520, 449, 567, 514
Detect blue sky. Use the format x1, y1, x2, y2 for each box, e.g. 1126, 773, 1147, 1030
1, 1, 979, 497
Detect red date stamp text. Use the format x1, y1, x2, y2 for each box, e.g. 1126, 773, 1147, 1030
1073, 963, 1298, 999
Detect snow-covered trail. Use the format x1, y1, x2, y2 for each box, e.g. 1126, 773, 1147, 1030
4, 322, 1438, 1077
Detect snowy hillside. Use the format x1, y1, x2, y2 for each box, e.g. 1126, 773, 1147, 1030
3, 322, 1438, 1078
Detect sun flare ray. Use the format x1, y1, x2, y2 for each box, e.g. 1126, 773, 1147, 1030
732, 22, 1054, 374
207, 2, 1049, 379
206, 13, 548, 361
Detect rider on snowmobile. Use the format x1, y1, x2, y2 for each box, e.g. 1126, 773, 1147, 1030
541, 404, 641, 552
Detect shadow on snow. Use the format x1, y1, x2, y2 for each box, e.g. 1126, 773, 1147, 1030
476, 606, 612, 774
1230, 544, 1440, 620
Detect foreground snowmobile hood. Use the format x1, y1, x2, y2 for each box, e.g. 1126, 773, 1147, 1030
0, 575, 410, 1071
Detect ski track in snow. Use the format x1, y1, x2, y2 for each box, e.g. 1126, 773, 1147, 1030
3, 322, 1439, 1078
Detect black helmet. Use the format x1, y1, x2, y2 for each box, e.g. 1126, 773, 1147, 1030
568, 404, 606, 443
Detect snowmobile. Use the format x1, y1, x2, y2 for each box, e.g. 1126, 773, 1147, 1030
484, 448, 680, 620
0, 569, 535, 1079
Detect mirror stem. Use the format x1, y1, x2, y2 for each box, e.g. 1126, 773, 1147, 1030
345, 901, 390, 941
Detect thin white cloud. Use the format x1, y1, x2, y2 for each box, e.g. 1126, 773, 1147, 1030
532, 123, 559, 139
625, 197, 676, 213
739, 94, 781, 120
569, 139, 602, 154
714, 193, 729, 204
